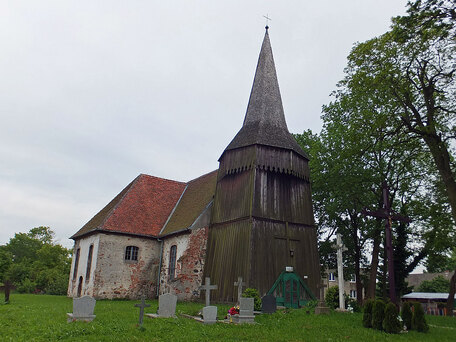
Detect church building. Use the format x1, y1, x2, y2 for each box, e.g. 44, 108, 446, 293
68, 28, 321, 303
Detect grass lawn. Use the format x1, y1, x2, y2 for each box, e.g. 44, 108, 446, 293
1, 294, 455, 341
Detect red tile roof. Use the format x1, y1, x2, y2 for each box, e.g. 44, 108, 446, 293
71, 174, 186, 239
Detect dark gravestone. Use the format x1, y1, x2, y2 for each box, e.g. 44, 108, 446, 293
4, 280, 11, 303
261, 294, 277, 314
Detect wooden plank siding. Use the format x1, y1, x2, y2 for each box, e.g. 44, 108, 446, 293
203, 220, 252, 302
250, 219, 320, 299
205, 145, 320, 303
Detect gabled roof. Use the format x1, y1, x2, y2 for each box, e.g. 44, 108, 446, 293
159, 170, 218, 236
223, 28, 306, 159
71, 174, 186, 239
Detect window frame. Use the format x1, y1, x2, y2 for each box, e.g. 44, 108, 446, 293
125, 246, 139, 262
169, 245, 177, 281
328, 272, 335, 281
85, 244, 94, 282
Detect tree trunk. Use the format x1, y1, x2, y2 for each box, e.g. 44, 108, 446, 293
446, 270, 456, 317
423, 134, 456, 224
367, 222, 382, 299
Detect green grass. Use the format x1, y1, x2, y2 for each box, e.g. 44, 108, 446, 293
1, 294, 455, 341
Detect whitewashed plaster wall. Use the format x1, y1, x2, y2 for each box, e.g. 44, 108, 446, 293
67, 234, 100, 297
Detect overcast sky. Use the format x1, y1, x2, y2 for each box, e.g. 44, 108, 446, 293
1, 1, 408, 249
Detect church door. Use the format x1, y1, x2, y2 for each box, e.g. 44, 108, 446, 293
283, 273, 299, 308
77, 276, 83, 297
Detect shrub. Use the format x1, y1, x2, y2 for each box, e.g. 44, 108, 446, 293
401, 302, 412, 330
411, 302, 429, 332
325, 285, 339, 309
16, 278, 36, 293
383, 302, 401, 334
362, 299, 374, 328
242, 288, 261, 311
372, 299, 385, 330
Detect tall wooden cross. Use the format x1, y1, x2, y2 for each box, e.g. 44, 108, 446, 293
362, 181, 411, 305
234, 276, 246, 304
274, 222, 300, 263
200, 277, 217, 307
134, 295, 150, 327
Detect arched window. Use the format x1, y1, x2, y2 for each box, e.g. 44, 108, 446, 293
73, 248, 80, 280
125, 246, 139, 261
85, 244, 94, 282
169, 245, 177, 280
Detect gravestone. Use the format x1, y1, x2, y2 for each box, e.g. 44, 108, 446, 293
157, 293, 177, 318
135, 295, 151, 326
232, 297, 255, 324
314, 281, 330, 315
261, 294, 277, 314
202, 306, 218, 324
199, 277, 217, 307
234, 276, 246, 304
67, 296, 96, 322
4, 280, 11, 303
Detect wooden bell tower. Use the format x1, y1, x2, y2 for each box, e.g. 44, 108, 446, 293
204, 28, 320, 302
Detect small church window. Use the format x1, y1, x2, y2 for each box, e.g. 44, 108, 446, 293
73, 248, 80, 280
85, 244, 94, 282
125, 246, 139, 261
169, 245, 177, 280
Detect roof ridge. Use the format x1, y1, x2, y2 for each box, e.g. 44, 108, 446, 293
159, 184, 188, 235
139, 173, 186, 185
187, 169, 218, 183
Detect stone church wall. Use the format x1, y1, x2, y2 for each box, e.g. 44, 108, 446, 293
68, 234, 100, 297
69, 233, 161, 299
159, 226, 208, 301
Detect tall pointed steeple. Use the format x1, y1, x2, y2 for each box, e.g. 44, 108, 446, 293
205, 28, 320, 303
224, 28, 306, 158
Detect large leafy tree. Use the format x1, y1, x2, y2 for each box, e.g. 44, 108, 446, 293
2, 227, 71, 295
342, 0, 456, 312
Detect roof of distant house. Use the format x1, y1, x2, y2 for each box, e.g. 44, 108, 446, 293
402, 292, 456, 300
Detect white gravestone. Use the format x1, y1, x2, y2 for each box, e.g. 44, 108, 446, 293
202, 306, 218, 324
157, 293, 177, 318
232, 297, 255, 324
67, 296, 96, 322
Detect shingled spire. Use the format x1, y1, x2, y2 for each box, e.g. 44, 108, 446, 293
224, 28, 306, 158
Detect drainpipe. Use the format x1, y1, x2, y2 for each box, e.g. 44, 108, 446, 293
156, 239, 164, 298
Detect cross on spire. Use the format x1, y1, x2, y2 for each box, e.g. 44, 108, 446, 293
263, 14, 271, 29
200, 277, 217, 307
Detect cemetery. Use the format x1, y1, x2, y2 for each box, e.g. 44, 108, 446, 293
1, 293, 456, 341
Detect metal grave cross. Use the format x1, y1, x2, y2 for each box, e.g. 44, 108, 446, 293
234, 276, 246, 304
200, 277, 217, 307
362, 181, 411, 305
274, 222, 300, 263
134, 295, 151, 326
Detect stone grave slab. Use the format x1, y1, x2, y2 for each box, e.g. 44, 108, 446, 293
147, 293, 177, 318
202, 306, 218, 324
261, 294, 277, 314
232, 297, 255, 324
67, 296, 96, 322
